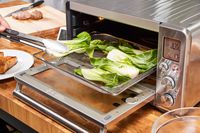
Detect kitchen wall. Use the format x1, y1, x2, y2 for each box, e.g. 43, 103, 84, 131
23, 0, 67, 12
0, 0, 12, 3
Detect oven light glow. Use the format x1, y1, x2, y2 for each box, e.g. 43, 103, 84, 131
98, 17, 104, 21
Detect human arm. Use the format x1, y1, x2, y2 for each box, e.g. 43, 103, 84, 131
0, 15, 10, 32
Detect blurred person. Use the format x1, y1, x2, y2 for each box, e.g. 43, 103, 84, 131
0, 15, 10, 32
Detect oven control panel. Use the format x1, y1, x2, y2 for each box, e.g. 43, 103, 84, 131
156, 25, 186, 110
157, 60, 181, 108
157, 58, 181, 107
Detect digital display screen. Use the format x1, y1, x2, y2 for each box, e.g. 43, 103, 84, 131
163, 37, 181, 62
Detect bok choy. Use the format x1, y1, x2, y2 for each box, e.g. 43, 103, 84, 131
107, 49, 157, 72
90, 58, 139, 78
51, 32, 92, 57
47, 31, 157, 88
74, 68, 129, 87
118, 45, 143, 55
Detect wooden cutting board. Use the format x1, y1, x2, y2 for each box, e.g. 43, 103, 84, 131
0, 4, 66, 34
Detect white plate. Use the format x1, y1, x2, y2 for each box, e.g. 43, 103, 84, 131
0, 49, 34, 80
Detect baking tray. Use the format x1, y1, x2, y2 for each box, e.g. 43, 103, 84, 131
33, 33, 156, 95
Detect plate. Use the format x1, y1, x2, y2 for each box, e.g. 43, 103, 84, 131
0, 49, 34, 80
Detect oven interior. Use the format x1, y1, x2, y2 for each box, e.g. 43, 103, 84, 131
68, 10, 158, 49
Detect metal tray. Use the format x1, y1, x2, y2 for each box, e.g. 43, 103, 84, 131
33, 33, 156, 95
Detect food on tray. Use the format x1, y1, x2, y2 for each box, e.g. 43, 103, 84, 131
107, 49, 157, 73
12, 10, 43, 20
90, 58, 139, 78
74, 58, 139, 87
44, 32, 91, 57
74, 68, 130, 87
55, 31, 157, 87
0, 54, 17, 74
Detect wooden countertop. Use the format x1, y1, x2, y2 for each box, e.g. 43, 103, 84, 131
0, 1, 162, 133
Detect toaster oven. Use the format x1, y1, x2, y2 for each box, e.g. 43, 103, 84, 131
66, 0, 200, 111
12, 0, 200, 132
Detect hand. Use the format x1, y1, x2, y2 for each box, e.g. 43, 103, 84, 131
0, 15, 10, 32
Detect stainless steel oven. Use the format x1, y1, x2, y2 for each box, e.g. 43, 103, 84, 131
12, 0, 200, 132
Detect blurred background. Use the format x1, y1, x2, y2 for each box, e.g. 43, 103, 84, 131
0, 0, 67, 12
23, 0, 67, 12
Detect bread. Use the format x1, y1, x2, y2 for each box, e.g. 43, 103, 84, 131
0, 52, 4, 57
0, 56, 17, 74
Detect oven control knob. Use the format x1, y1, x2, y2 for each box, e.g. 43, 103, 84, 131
159, 62, 169, 77
160, 93, 174, 107
159, 62, 169, 71
161, 76, 175, 89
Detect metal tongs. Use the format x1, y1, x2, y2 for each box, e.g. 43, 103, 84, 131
0, 29, 68, 54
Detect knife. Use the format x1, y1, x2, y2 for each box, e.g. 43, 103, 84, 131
4, 0, 44, 17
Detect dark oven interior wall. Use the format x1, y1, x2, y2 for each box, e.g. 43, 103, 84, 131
97, 20, 158, 48
70, 11, 158, 49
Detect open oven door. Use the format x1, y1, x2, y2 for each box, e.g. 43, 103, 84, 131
13, 64, 155, 133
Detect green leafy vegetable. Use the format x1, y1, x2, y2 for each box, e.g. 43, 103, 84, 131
86, 40, 116, 57
74, 68, 129, 87
52, 32, 92, 57
118, 45, 143, 56
86, 39, 104, 58
106, 48, 133, 65
64, 31, 91, 45
51, 31, 158, 87
90, 58, 139, 78
107, 49, 157, 72
119, 39, 133, 47
129, 49, 157, 72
